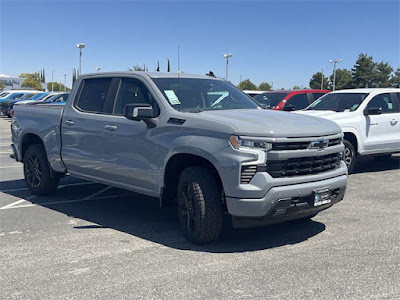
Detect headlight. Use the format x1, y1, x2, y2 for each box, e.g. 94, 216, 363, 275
230, 135, 272, 150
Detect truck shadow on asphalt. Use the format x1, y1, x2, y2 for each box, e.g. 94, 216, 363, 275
1, 178, 326, 253
352, 155, 400, 174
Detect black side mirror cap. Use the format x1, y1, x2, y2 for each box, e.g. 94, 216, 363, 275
283, 105, 296, 111
364, 107, 382, 115
124, 103, 155, 120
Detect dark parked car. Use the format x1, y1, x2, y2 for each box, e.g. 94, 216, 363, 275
254, 89, 330, 111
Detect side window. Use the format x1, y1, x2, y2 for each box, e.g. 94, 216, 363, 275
367, 93, 394, 114
75, 78, 112, 113
287, 93, 309, 110
312, 93, 326, 100
113, 78, 156, 115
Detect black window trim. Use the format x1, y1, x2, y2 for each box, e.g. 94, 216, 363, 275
366, 92, 397, 114
105, 76, 161, 117
391, 92, 400, 112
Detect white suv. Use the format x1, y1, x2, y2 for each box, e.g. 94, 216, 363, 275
295, 88, 400, 173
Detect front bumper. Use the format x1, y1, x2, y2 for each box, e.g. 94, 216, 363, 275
226, 173, 347, 227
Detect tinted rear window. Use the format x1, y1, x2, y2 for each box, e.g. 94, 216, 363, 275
253, 93, 288, 108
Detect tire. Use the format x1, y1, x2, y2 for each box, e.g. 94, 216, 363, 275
373, 154, 392, 161
177, 166, 223, 244
343, 139, 356, 174
23, 144, 60, 195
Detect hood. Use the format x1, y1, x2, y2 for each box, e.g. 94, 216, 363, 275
197, 109, 342, 138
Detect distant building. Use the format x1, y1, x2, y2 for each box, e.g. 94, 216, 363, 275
0, 74, 46, 91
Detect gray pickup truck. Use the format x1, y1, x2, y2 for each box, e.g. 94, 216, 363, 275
11, 72, 348, 243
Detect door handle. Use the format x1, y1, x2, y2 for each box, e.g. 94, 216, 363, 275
64, 120, 75, 126
105, 125, 118, 131
390, 119, 398, 125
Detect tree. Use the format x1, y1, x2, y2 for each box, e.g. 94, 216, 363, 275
309, 72, 329, 89
19, 73, 42, 90
22, 78, 42, 90
157, 61, 160, 72
292, 85, 301, 90
167, 59, 170, 72
352, 53, 376, 88
47, 82, 69, 92
237, 79, 257, 90
374, 61, 393, 88
129, 65, 145, 71
390, 67, 400, 88
0, 81, 5, 90
72, 68, 78, 84
258, 82, 272, 91
329, 69, 354, 90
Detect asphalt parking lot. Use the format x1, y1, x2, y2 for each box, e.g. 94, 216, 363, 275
0, 115, 399, 299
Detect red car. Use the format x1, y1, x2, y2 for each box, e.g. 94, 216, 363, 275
253, 89, 330, 111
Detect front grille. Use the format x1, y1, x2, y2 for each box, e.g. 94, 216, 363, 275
272, 138, 342, 151
266, 153, 342, 178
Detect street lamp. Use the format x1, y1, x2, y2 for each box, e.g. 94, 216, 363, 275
64, 74, 67, 92
321, 67, 326, 90
76, 43, 86, 76
51, 69, 55, 92
58, 78, 62, 91
96, 67, 101, 73
329, 58, 342, 91
223, 53, 232, 81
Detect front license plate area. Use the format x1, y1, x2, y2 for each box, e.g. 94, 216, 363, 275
313, 189, 331, 206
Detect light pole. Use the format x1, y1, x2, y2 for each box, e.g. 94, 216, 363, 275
223, 53, 232, 81
51, 70, 55, 92
321, 67, 326, 90
76, 43, 86, 76
329, 59, 342, 91
58, 78, 62, 91
96, 67, 101, 73
64, 74, 67, 92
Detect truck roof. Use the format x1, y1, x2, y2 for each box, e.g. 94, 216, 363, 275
80, 71, 221, 80
330, 88, 400, 93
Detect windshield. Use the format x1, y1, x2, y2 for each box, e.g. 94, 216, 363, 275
254, 93, 288, 108
36, 93, 50, 100
306, 92, 369, 112
152, 78, 259, 112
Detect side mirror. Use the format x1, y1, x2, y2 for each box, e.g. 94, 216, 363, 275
364, 107, 382, 115
283, 105, 296, 111
124, 103, 154, 120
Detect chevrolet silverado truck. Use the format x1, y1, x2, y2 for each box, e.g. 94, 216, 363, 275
11, 72, 348, 243
295, 88, 400, 173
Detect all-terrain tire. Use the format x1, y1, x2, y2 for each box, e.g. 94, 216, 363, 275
177, 166, 223, 244
343, 139, 356, 174
23, 144, 60, 195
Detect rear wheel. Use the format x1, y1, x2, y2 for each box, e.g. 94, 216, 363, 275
343, 139, 356, 174
177, 167, 223, 244
23, 144, 60, 195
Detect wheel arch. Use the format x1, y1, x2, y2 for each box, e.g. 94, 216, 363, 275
343, 131, 359, 155
160, 153, 224, 208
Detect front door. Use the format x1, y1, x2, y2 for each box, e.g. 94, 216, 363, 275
99, 77, 163, 194
364, 93, 400, 151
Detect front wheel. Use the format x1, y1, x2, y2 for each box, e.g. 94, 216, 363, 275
177, 167, 223, 244
343, 139, 356, 174
23, 144, 60, 195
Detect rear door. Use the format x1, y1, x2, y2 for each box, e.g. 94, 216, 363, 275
61, 77, 117, 178
364, 92, 400, 152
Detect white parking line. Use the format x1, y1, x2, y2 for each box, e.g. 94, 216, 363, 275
0, 152, 12, 154
82, 186, 112, 200
0, 195, 36, 209
1, 181, 95, 193
0, 165, 20, 169
0, 193, 134, 210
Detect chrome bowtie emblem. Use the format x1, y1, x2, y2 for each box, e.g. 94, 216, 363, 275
309, 139, 329, 150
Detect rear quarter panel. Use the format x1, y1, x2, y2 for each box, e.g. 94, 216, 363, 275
12, 104, 66, 173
